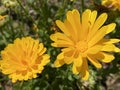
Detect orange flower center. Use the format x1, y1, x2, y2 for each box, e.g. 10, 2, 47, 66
75, 41, 88, 53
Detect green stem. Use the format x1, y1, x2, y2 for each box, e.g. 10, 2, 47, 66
16, 0, 40, 38
17, 0, 37, 25
81, 0, 84, 12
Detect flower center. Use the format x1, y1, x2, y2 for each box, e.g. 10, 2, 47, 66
75, 41, 88, 53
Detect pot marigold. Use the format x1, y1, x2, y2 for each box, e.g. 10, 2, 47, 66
50, 9, 120, 80
0, 37, 50, 83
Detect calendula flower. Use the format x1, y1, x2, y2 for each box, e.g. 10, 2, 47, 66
50, 9, 120, 80
0, 37, 50, 83
102, 0, 120, 11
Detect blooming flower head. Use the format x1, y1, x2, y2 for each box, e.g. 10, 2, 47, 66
0, 37, 50, 83
50, 9, 120, 80
102, 0, 120, 11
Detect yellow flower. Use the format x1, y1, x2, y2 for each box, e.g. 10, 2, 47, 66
50, 9, 120, 80
0, 15, 7, 20
102, 0, 120, 11
0, 37, 50, 83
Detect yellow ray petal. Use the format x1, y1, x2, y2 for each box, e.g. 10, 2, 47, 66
50, 32, 73, 42
86, 45, 102, 54
102, 44, 120, 52
87, 55, 102, 68
41, 54, 50, 65
88, 13, 107, 40
54, 59, 65, 67
54, 53, 65, 67
72, 9, 82, 40
81, 9, 91, 40
57, 53, 64, 60
56, 20, 70, 36
88, 26, 107, 47
72, 64, 79, 74
64, 19, 78, 42
50, 33, 74, 47
80, 59, 89, 80
67, 9, 81, 32
73, 54, 83, 67
105, 23, 116, 34
64, 49, 75, 57
98, 39, 120, 44
64, 50, 74, 64
95, 52, 115, 63
89, 10, 97, 27
51, 42, 72, 47
64, 56, 73, 64
82, 70, 89, 80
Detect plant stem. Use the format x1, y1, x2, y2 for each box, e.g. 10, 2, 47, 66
81, 0, 84, 12
16, 0, 40, 38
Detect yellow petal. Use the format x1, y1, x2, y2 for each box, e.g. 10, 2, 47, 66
56, 20, 70, 36
54, 59, 65, 67
67, 9, 81, 32
50, 34, 57, 41
102, 44, 120, 52
106, 23, 116, 34
72, 64, 79, 74
54, 53, 65, 67
92, 13, 107, 32
80, 59, 89, 80
63, 49, 75, 64
86, 45, 102, 54
72, 9, 82, 40
89, 10, 97, 27
88, 13, 107, 40
64, 56, 73, 64
88, 26, 107, 47
98, 39, 120, 44
82, 70, 89, 80
50, 33, 74, 47
87, 55, 102, 68
67, 11, 74, 23
96, 52, 115, 63
81, 9, 91, 40
57, 52, 64, 60
66, 11, 78, 40
64, 19, 77, 42
41, 54, 50, 65
73, 54, 83, 67
52, 32, 72, 42
64, 49, 74, 57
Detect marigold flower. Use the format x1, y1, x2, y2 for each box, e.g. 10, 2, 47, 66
0, 37, 50, 83
50, 9, 120, 80
102, 0, 120, 11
